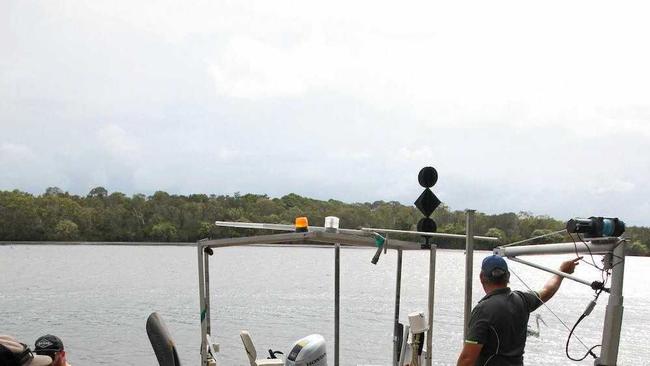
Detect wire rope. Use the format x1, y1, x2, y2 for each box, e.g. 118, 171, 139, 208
501, 229, 566, 248
508, 268, 594, 353
496, 227, 625, 361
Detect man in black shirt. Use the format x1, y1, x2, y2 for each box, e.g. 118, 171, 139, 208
456, 255, 580, 366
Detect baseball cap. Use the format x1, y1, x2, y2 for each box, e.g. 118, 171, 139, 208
481, 255, 509, 277
0, 335, 52, 366
34, 335, 64, 354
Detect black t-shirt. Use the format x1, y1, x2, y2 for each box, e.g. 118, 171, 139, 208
465, 287, 543, 366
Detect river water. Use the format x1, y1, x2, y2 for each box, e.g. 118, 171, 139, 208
1, 245, 648, 365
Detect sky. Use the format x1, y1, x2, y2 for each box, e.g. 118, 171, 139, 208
1, 1, 649, 225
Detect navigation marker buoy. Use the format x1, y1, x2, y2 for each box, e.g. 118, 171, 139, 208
415, 166, 440, 248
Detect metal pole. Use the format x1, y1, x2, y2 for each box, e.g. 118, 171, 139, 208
494, 240, 619, 257
204, 250, 211, 335
597, 241, 626, 365
463, 210, 475, 340
334, 243, 340, 366
360, 228, 499, 242
425, 245, 436, 366
393, 249, 403, 366
509, 257, 595, 288
197, 244, 207, 366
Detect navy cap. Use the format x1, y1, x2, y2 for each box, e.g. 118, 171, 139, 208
481, 255, 508, 275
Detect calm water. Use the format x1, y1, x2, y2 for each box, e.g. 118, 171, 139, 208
1, 245, 649, 365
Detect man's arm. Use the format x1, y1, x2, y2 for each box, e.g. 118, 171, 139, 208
457, 343, 483, 366
457, 307, 488, 366
538, 257, 581, 303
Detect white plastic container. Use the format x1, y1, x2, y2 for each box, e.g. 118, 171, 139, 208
408, 311, 428, 334
324, 216, 340, 233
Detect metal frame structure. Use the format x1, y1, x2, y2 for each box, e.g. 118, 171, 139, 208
196, 230, 436, 366
4, 213, 625, 365
493, 238, 627, 366
209, 213, 500, 366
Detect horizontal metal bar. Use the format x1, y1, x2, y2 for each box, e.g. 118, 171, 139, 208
215, 221, 295, 231
200, 231, 425, 251
0, 241, 195, 247
508, 257, 594, 288
200, 232, 313, 248
494, 240, 620, 257
214, 221, 366, 235
314, 231, 423, 250
361, 227, 499, 241
214, 221, 500, 242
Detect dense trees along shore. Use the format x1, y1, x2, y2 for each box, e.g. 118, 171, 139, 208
0, 187, 648, 256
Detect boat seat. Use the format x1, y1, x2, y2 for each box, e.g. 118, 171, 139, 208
240, 331, 283, 366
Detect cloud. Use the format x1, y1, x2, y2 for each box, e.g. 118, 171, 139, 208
98, 124, 141, 160
210, 37, 309, 98
0, 143, 35, 159
1, 0, 650, 225
0, 142, 67, 192
591, 180, 636, 195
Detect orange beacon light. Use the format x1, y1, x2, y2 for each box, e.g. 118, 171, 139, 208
295, 217, 309, 232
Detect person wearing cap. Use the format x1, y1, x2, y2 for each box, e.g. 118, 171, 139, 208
0, 335, 52, 366
33, 335, 70, 366
456, 255, 580, 366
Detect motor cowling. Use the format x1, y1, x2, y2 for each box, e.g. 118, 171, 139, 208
284, 334, 327, 366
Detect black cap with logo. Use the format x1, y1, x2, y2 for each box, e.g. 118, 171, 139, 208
34, 335, 64, 355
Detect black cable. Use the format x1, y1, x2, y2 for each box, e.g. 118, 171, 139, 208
565, 290, 604, 362
577, 233, 626, 271
568, 233, 601, 270
610, 253, 625, 269
576, 233, 605, 271
566, 314, 600, 361
596, 261, 610, 285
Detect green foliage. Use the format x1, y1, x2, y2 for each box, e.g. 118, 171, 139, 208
53, 219, 79, 241
0, 190, 44, 240
627, 241, 648, 256
485, 228, 506, 242
150, 222, 178, 241
0, 189, 649, 255
45, 187, 64, 196
88, 186, 108, 199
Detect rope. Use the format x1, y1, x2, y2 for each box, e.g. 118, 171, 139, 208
501, 229, 566, 247
509, 268, 594, 353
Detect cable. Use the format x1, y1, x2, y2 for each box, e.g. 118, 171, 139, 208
609, 247, 626, 269
566, 315, 600, 362
568, 232, 603, 271
509, 268, 593, 353
577, 233, 604, 269
566, 293, 602, 362
482, 326, 500, 366
568, 232, 621, 291
501, 229, 566, 247
512, 266, 606, 363
504, 230, 627, 362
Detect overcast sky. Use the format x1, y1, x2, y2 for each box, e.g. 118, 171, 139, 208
1, 1, 649, 225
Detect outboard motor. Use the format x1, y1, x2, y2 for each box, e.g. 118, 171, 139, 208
284, 334, 327, 366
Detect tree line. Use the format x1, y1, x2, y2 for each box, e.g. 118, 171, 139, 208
0, 187, 648, 256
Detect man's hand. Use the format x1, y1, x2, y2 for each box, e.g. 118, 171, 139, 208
457, 343, 483, 366
560, 257, 582, 274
